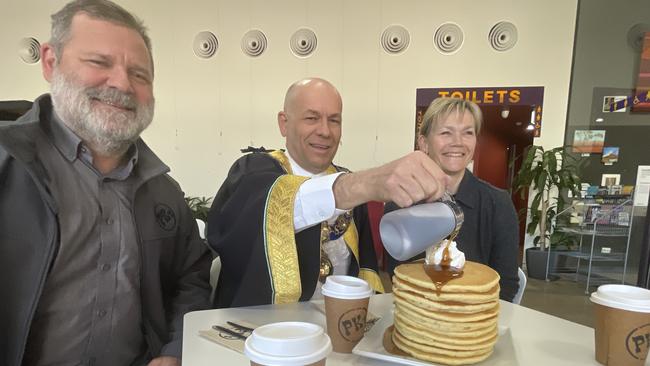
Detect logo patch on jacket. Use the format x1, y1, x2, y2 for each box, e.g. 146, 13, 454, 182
155, 204, 176, 231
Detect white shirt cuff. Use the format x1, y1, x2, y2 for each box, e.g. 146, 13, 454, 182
294, 172, 347, 231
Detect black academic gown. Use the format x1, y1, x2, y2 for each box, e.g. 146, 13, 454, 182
207, 150, 383, 308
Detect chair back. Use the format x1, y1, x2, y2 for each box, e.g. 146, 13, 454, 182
194, 218, 220, 299
513, 267, 527, 304
196, 218, 206, 240
366, 201, 385, 269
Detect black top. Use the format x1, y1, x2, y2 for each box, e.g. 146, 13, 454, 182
386, 169, 520, 302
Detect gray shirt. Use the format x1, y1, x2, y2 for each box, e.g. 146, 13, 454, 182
23, 111, 166, 366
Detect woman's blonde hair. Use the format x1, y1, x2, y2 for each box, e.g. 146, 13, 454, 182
419, 97, 483, 137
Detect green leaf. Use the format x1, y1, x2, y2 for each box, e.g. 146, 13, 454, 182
512, 144, 584, 248
530, 193, 542, 212
535, 170, 548, 191
526, 221, 538, 235
184, 196, 213, 222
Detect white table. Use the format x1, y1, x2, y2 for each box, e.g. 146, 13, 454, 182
182, 294, 638, 366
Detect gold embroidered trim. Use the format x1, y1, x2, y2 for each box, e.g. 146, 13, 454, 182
264, 174, 309, 304
324, 165, 337, 175
359, 268, 385, 293
269, 150, 292, 173
269, 150, 362, 289
268, 150, 339, 176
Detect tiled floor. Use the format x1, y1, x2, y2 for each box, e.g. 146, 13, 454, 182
519, 276, 596, 328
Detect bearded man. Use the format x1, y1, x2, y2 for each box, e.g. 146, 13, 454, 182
0, 1, 211, 366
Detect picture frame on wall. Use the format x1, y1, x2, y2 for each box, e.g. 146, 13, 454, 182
601, 173, 621, 187
601, 146, 619, 165
603, 96, 628, 112
573, 130, 606, 153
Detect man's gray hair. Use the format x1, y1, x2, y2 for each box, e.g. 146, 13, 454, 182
419, 97, 483, 137
50, 0, 153, 71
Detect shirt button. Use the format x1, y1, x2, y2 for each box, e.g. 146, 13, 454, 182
318, 210, 326, 217
97, 309, 107, 318
100, 263, 111, 271
106, 218, 114, 225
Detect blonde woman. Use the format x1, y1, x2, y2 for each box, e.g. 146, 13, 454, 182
386, 97, 520, 302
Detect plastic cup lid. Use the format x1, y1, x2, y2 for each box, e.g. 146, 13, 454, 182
321, 275, 373, 300
590, 284, 650, 313
244, 322, 331, 365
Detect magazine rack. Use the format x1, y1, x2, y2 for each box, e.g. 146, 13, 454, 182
546, 194, 634, 294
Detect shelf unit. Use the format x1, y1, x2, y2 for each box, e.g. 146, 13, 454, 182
545, 194, 634, 294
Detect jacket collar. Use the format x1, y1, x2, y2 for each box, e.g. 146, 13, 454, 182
0, 94, 50, 164
454, 169, 478, 209
132, 139, 169, 186
0, 93, 169, 186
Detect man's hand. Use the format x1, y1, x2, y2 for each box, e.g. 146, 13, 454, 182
147, 356, 181, 366
333, 151, 448, 209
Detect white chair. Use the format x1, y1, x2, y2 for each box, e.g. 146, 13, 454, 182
195, 219, 206, 240
210, 256, 222, 298
195, 218, 221, 299
512, 267, 527, 305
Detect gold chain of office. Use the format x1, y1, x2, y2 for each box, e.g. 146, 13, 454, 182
318, 211, 353, 282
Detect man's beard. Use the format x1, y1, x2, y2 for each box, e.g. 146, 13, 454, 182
50, 70, 155, 157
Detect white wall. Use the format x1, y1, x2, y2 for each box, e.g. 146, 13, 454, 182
0, 0, 577, 198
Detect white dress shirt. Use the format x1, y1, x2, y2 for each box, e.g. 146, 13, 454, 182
285, 152, 352, 299
289, 153, 348, 231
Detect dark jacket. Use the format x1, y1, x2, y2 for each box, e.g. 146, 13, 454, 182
0, 96, 212, 366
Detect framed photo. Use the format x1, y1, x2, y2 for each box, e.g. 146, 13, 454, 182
573, 130, 606, 153
601, 174, 621, 187
601, 147, 619, 165
602, 96, 628, 112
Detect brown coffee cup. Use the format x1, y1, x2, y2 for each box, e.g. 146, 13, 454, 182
591, 284, 650, 366
321, 275, 373, 353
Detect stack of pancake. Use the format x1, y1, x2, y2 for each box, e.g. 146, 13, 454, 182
391, 261, 500, 365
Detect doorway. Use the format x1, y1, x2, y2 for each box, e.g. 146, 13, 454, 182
473, 105, 535, 263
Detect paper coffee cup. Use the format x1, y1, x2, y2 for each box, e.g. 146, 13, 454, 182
321, 275, 373, 353
590, 284, 650, 366
244, 322, 331, 366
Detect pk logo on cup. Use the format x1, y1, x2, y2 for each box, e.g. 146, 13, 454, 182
338, 308, 367, 341
626, 323, 650, 360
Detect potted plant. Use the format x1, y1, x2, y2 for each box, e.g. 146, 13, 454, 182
512, 145, 583, 280
185, 196, 212, 222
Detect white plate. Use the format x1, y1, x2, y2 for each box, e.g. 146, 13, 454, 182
353, 312, 518, 366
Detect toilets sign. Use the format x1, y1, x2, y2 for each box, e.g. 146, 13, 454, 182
415, 86, 545, 137
416, 87, 544, 106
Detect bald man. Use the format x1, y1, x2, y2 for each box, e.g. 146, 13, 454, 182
207, 78, 447, 308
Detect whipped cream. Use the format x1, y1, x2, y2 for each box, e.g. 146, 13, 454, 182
425, 239, 465, 269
